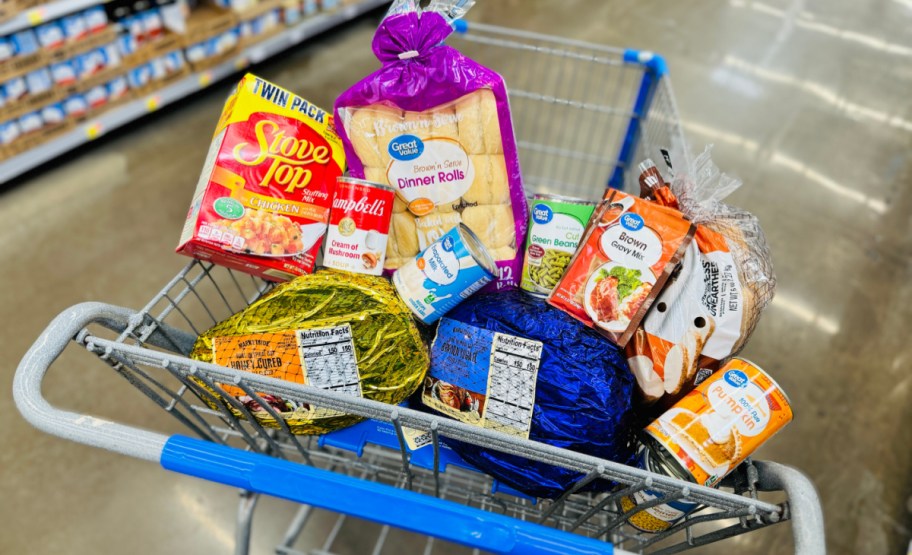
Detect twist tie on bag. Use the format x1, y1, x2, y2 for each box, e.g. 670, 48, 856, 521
372, 11, 453, 64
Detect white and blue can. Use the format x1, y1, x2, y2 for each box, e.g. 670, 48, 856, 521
393, 224, 496, 325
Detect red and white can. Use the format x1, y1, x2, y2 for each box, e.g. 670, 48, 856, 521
323, 177, 395, 275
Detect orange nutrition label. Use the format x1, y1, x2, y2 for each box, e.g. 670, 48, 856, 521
645, 358, 793, 487
212, 325, 362, 400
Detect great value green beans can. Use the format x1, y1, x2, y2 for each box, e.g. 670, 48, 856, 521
520, 194, 596, 297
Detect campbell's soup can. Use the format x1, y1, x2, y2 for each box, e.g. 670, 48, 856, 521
393, 224, 496, 325
323, 177, 395, 275
646, 358, 793, 488
521, 194, 596, 297
620, 445, 700, 533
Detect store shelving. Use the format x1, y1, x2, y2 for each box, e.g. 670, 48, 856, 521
0, 0, 106, 35
0, 0, 387, 183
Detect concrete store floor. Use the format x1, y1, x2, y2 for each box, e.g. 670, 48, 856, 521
2, 1, 911, 553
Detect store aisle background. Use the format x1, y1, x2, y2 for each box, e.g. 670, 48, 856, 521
2, 0, 911, 553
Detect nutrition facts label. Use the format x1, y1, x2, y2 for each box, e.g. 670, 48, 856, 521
296, 324, 362, 398
481, 333, 543, 438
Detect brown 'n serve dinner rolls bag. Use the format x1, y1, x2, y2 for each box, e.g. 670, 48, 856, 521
333, 0, 528, 291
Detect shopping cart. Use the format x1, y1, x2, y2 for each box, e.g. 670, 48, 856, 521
13, 22, 824, 555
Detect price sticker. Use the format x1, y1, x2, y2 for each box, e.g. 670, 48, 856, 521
146, 95, 161, 111
85, 122, 103, 140
198, 71, 213, 87
234, 56, 249, 70
26, 8, 46, 25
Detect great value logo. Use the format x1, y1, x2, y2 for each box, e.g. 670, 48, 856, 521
389, 134, 424, 161
532, 203, 553, 225
621, 213, 645, 231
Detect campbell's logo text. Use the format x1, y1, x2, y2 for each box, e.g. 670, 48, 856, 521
232, 119, 331, 192
332, 196, 388, 216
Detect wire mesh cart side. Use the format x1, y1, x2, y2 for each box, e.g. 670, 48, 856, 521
449, 21, 688, 197
13, 21, 824, 555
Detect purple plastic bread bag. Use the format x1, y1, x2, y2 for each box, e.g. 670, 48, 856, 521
333, 0, 528, 292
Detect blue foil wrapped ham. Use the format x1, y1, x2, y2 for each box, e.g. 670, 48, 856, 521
414, 290, 637, 498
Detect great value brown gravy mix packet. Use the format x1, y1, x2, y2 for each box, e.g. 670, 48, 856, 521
177, 73, 344, 281
548, 189, 695, 348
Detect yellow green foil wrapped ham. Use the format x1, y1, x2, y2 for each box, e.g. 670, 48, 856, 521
190, 270, 429, 434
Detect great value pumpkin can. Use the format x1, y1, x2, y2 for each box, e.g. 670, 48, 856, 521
646, 358, 793, 488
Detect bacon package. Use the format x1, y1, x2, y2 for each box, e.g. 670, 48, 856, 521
548, 189, 696, 348
333, 0, 527, 291
177, 73, 344, 281
627, 150, 776, 405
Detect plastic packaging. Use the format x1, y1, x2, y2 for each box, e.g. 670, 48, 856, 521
191, 271, 430, 435
36, 22, 66, 49
415, 291, 637, 498
107, 77, 130, 101
11, 30, 39, 56
334, 0, 528, 291
3, 77, 27, 101
0, 37, 15, 61
40, 104, 66, 125
50, 61, 78, 86
628, 149, 776, 405
19, 111, 43, 133
84, 7, 110, 32
548, 189, 696, 348
0, 121, 21, 145
61, 13, 89, 41
25, 69, 53, 95
63, 94, 89, 118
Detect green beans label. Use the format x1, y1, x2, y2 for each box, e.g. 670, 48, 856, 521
521, 199, 595, 296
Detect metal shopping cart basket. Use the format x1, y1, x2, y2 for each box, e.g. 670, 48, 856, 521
13, 22, 824, 555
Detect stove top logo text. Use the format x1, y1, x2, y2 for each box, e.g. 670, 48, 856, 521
233, 119, 331, 193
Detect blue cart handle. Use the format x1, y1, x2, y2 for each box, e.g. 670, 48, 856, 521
162, 435, 616, 555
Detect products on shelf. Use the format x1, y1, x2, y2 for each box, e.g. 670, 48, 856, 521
0, 36, 14, 62
84, 7, 109, 32
107, 76, 129, 101
50, 60, 77, 86
0, 120, 20, 144
35, 22, 66, 50
63, 94, 88, 118
39, 103, 65, 125
3, 75, 26, 100
61, 13, 89, 42
10, 29, 39, 56
18, 110, 41, 133
24, 67, 52, 95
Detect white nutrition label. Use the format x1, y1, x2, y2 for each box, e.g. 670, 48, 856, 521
481, 333, 544, 438
296, 324, 362, 398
